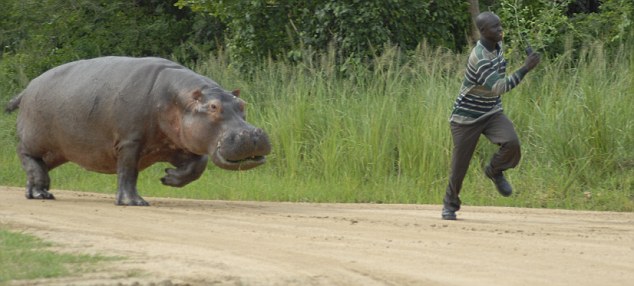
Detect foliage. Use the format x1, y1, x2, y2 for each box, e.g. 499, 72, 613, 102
496, 0, 574, 58
175, 0, 470, 67
1, 0, 630, 81
566, 0, 633, 47
0, 0, 221, 82
1, 0, 633, 211
494, 0, 633, 59
1, 42, 632, 211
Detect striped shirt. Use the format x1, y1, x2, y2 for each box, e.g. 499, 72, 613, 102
450, 40, 528, 124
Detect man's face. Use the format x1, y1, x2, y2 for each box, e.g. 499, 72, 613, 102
480, 15, 504, 43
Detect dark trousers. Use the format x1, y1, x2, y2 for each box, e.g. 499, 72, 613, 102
443, 112, 521, 211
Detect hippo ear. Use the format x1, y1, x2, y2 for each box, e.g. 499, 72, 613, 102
179, 89, 206, 112
232, 89, 240, 98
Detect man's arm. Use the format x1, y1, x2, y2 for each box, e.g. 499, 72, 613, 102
480, 52, 541, 96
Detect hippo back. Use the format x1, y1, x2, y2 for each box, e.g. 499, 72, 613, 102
15, 57, 212, 173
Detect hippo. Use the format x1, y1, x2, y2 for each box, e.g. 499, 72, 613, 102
5, 56, 271, 206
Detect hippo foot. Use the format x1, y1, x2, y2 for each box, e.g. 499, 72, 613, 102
115, 193, 150, 206
26, 188, 55, 200
160, 168, 190, 188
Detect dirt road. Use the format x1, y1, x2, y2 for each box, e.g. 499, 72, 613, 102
1, 187, 632, 286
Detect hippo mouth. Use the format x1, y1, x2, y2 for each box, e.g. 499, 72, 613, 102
210, 128, 271, 171
212, 150, 266, 171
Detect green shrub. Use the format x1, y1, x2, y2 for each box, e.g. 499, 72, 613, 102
175, 0, 470, 67
0, 0, 221, 81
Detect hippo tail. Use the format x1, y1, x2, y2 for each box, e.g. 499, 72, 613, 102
5, 92, 22, 113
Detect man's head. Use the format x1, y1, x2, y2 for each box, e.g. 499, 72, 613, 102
476, 12, 503, 43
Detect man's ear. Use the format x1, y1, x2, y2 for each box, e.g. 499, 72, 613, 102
232, 89, 240, 97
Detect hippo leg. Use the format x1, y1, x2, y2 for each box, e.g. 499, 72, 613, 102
115, 140, 149, 206
19, 153, 55, 200
160, 153, 208, 187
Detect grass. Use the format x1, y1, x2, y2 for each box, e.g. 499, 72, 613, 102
0, 41, 632, 211
0, 228, 119, 283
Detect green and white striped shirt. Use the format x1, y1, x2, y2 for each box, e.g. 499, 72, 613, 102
450, 40, 528, 124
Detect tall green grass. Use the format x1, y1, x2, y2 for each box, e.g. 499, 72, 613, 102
1, 42, 632, 211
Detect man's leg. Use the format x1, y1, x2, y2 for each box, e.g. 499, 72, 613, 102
483, 113, 521, 196
443, 121, 485, 219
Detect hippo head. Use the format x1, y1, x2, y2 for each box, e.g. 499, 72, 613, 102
163, 87, 271, 171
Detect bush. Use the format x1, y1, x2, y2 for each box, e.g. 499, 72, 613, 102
0, 0, 222, 83
567, 0, 633, 49
175, 0, 470, 67
494, 0, 633, 59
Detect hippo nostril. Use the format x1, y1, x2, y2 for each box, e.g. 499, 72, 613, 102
229, 132, 239, 144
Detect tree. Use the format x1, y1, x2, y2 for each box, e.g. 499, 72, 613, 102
468, 0, 481, 44
0, 0, 222, 79
175, 0, 471, 66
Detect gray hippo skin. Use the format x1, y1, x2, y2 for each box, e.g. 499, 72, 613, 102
5, 56, 271, 206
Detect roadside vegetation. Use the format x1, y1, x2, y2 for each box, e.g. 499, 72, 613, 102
1, 0, 632, 211
0, 228, 119, 283
2, 39, 632, 211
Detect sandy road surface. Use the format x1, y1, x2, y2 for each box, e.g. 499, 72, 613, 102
1, 187, 633, 286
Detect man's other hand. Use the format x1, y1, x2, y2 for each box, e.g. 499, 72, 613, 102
524, 53, 541, 72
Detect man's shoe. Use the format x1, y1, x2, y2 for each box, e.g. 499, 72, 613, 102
441, 208, 457, 220
485, 165, 512, 197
